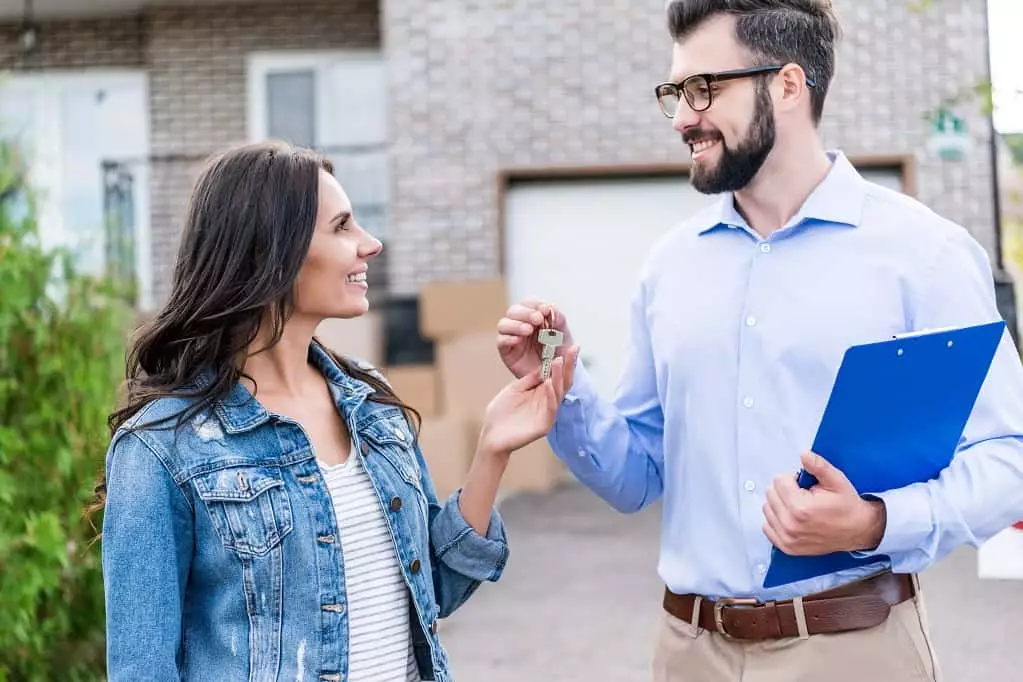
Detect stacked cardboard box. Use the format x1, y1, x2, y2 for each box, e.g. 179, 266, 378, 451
390, 278, 568, 500
316, 278, 568, 500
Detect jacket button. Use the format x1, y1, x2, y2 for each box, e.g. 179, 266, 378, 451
390, 497, 402, 512
430, 620, 438, 634
360, 442, 370, 456
410, 559, 421, 574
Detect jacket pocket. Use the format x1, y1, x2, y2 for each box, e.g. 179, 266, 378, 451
194, 466, 294, 557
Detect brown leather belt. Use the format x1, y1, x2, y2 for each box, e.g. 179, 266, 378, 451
663, 570, 915, 641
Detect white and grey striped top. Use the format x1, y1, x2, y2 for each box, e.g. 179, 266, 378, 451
319, 449, 420, 682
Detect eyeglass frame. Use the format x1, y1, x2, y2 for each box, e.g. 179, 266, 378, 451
654, 65, 817, 118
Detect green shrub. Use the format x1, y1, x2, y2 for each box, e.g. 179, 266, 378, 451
0, 138, 132, 680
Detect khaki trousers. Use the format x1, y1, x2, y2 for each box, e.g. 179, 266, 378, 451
652, 577, 942, 682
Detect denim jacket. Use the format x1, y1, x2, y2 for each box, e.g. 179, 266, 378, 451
101, 343, 510, 681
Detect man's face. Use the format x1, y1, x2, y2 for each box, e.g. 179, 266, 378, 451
668, 15, 776, 194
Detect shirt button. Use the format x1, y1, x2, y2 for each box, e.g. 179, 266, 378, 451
577, 448, 587, 458
743, 397, 754, 408
744, 480, 756, 492
390, 497, 403, 512
745, 315, 757, 327
410, 559, 421, 574
757, 564, 767, 574
760, 243, 771, 253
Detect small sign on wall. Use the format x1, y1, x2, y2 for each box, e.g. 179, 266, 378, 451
926, 107, 971, 161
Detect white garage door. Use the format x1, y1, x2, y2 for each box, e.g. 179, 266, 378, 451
504, 167, 904, 399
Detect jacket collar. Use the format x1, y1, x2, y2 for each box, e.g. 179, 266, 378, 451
195, 341, 375, 435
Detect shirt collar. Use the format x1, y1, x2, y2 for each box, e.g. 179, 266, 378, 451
697, 150, 867, 235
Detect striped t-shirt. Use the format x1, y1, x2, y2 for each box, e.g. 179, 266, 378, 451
320, 448, 420, 682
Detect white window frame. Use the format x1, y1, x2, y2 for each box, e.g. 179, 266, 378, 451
245, 49, 387, 145
245, 50, 391, 241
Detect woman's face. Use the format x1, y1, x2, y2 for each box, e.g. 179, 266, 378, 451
292, 169, 383, 320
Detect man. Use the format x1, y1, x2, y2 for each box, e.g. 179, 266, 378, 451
496, 1, 1023, 680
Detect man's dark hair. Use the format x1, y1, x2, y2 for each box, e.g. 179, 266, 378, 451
667, 0, 840, 123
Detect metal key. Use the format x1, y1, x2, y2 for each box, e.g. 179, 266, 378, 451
537, 328, 564, 381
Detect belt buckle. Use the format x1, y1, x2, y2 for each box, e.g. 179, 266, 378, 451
712, 597, 759, 640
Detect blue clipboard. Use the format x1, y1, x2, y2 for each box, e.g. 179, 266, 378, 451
762, 319, 1006, 589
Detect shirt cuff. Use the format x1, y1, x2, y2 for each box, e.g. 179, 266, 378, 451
430, 489, 509, 583
562, 354, 596, 405
856, 485, 934, 557
553, 356, 597, 444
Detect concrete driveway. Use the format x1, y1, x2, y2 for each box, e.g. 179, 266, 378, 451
439, 483, 1023, 681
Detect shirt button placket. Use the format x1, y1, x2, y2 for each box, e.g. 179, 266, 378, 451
738, 239, 768, 550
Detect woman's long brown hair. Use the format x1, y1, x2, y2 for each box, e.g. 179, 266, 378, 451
86, 141, 419, 521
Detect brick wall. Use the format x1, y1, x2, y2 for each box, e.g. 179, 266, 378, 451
0, 16, 144, 69
382, 0, 999, 295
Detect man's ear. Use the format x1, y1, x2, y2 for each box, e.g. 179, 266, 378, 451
775, 63, 812, 115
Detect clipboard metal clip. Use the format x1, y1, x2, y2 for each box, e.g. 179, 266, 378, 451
891, 326, 960, 340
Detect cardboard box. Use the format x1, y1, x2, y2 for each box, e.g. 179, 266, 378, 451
457, 420, 567, 495
416, 415, 476, 501
381, 365, 440, 417
418, 278, 507, 340
435, 331, 512, 421
315, 312, 385, 368
501, 437, 568, 494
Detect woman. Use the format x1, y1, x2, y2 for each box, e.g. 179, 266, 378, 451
95, 140, 580, 681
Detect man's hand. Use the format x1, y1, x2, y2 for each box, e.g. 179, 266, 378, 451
762, 451, 887, 556
496, 299, 578, 380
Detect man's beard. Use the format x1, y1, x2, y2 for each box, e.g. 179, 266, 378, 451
686, 84, 775, 195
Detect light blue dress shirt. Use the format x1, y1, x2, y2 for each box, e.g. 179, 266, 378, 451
548, 150, 1023, 602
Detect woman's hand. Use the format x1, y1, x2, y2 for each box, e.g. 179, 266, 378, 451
457, 346, 580, 537
477, 345, 580, 457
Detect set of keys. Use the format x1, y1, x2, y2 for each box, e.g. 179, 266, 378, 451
536, 311, 564, 381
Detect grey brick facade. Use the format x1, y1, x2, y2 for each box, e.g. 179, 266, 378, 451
0, 15, 144, 69
0, 0, 1003, 304
382, 0, 1000, 294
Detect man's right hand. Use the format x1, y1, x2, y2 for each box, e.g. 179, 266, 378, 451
496, 299, 579, 380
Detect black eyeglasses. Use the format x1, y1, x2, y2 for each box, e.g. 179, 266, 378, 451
654, 65, 816, 118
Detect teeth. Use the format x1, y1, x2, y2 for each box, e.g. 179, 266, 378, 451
692, 139, 719, 153
346, 272, 367, 283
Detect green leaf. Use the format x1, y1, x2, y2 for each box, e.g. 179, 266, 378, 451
0, 133, 128, 679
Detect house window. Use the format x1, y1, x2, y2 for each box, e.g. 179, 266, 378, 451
0, 72, 152, 310
247, 51, 390, 243
266, 71, 316, 148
